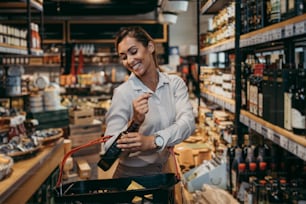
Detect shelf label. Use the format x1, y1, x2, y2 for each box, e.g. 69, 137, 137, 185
262, 126, 268, 138
272, 133, 280, 145
297, 144, 306, 161
287, 139, 298, 156
250, 120, 256, 131
280, 135, 288, 150
265, 128, 273, 141
255, 122, 262, 135
285, 24, 294, 37
295, 21, 306, 35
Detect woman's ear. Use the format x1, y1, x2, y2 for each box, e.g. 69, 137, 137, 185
148, 41, 155, 53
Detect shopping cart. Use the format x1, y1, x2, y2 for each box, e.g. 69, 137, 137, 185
53, 136, 179, 204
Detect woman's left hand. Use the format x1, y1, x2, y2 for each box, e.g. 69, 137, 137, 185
117, 132, 155, 153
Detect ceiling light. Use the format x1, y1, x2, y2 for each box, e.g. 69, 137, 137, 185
163, 0, 188, 13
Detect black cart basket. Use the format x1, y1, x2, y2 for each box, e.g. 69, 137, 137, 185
53, 136, 179, 204
53, 173, 178, 204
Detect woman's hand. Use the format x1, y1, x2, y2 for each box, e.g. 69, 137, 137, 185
132, 93, 151, 125
117, 132, 155, 153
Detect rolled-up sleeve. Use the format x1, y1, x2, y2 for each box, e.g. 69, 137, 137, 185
156, 75, 196, 147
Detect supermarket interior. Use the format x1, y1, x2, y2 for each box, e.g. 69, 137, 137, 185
0, 0, 306, 203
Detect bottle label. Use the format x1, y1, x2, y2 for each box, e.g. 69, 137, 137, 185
284, 92, 292, 130
258, 93, 263, 117
291, 108, 306, 129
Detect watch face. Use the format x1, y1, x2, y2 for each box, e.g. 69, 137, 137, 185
155, 136, 164, 147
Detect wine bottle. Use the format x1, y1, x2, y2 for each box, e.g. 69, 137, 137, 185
281, 0, 288, 20
97, 121, 140, 171
231, 138, 243, 197
270, 0, 281, 24
291, 67, 306, 136
284, 68, 296, 130
227, 135, 239, 193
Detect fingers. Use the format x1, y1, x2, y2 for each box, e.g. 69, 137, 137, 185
132, 93, 152, 124
117, 133, 142, 152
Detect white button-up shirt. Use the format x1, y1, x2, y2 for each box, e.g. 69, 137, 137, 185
103, 70, 195, 167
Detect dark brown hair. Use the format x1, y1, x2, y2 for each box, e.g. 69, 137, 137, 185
115, 26, 159, 68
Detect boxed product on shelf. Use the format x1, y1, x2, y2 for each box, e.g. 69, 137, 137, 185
69, 119, 102, 155
69, 108, 94, 125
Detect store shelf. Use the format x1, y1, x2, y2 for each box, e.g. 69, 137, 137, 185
201, 91, 235, 113
200, 0, 229, 15
0, 0, 43, 13
200, 37, 234, 55
240, 14, 306, 48
200, 14, 306, 55
0, 138, 64, 204
0, 43, 28, 55
240, 110, 306, 161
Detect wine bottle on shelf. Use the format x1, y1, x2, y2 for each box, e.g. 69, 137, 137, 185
254, 135, 271, 180
231, 142, 244, 198
281, 0, 288, 20
270, 0, 281, 24
287, 0, 296, 18
284, 67, 296, 130
226, 135, 239, 194
291, 67, 306, 136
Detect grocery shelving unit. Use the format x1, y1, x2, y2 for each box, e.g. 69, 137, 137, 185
199, 0, 306, 161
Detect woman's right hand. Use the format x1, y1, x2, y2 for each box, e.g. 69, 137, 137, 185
132, 92, 151, 125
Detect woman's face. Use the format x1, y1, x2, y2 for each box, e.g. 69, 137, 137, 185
117, 36, 154, 77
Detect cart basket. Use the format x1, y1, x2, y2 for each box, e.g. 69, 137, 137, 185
53, 173, 178, 204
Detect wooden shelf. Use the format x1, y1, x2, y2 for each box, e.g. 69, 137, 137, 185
200, 37, 234, 55
240, 110, 306, 161
0, 43, 28, 55
0, 0, 43, 13
201, 91, 235, 113
200, 14, 306, 54
0, 138, 64, 204
200, 0, 229, 15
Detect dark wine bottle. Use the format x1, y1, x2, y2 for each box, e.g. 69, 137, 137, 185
291, 67, 306, 136
97, 121, 140, 171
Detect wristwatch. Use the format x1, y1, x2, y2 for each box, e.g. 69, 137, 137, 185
154, 135, 164, 150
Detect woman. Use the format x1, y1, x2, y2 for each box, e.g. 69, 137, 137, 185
101, 26, 195, 178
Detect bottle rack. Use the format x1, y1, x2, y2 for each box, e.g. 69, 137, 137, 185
200, 0, 306, 161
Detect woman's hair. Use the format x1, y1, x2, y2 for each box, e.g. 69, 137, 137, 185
114, 26, 159, 68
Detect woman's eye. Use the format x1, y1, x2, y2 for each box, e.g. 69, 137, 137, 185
130, 47, 137, 55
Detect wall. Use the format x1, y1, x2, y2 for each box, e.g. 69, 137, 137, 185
168, 1, 210, 53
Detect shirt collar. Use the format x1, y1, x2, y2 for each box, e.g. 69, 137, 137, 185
128, 70, 170, 93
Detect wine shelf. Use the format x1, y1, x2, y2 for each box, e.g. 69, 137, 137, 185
201, 91, 235, 113
201, 14, 306, 55
200, 0, 229, 15
240, 110, 306, 161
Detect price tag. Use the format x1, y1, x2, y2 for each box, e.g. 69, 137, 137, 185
294, 21, 306, 35
297, 144, 306, 161
262, 126, 268, 138
275, 28, 282, 40
255, 122, 262, 134
280, 136, 288, 150
250, 120, 256, 130
272, 133, 280, 145
285, 24, 294, 37
267, 128, 273, 141
287, 140, 298, 156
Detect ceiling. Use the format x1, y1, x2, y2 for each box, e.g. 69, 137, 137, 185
43, 0, 159, 20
